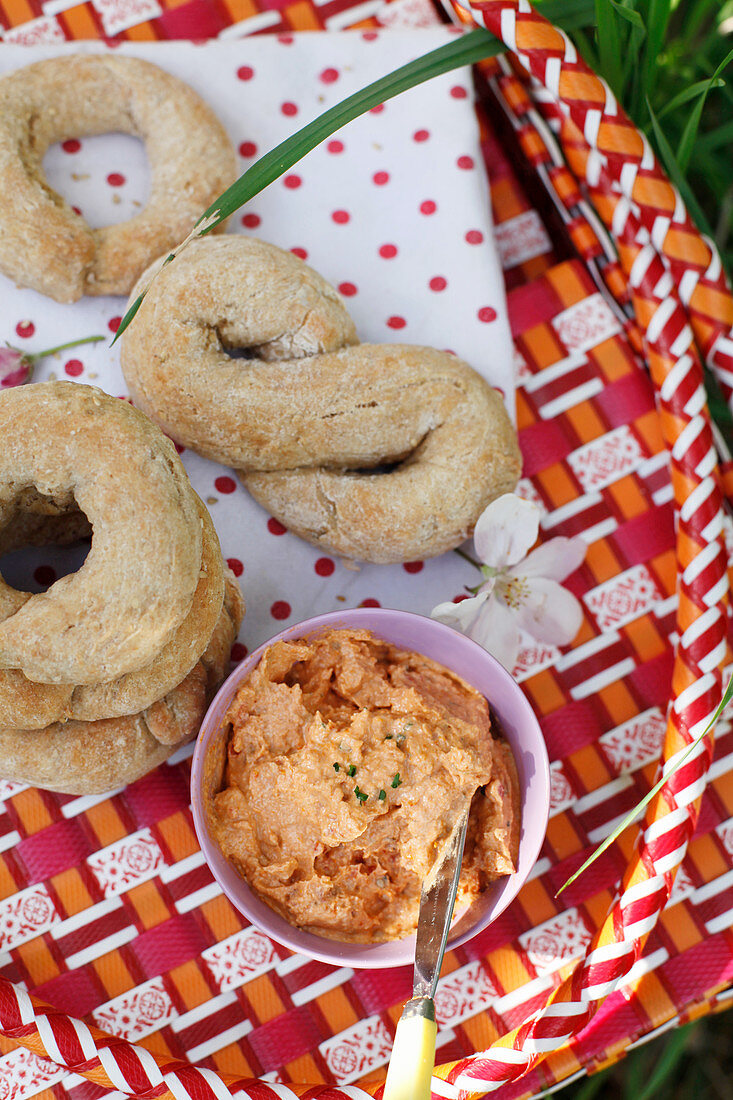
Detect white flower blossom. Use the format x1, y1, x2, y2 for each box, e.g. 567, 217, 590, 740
432, 494, 587, 671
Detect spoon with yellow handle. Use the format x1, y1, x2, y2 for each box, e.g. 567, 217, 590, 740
383, 805, 469, 1100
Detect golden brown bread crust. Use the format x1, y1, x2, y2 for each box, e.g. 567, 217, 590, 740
0, 498, 225, 729
0, 55, 237, 302
0, 382, 203, 686
0, 571, 243, 795
121, 236, 521, 563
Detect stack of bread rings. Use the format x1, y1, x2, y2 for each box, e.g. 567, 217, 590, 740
0, 382, 243, 794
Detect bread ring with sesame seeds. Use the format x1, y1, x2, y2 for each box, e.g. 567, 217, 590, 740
120, 235, 522, 564
0, 54, 236, 302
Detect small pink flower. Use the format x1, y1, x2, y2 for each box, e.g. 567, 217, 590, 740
0, 346, 32, 388
432, 494, 587, 672
0, 333, 104, 390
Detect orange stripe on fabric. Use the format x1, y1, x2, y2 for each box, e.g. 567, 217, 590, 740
518, 878, 558, 927
315, 985, 359, 1033
632, 971, 678, 1031
1, 0, 34, 26
124, 21, 159, 38
631, 176, 676, 215
597, 679, 640, 727
557, 70, 605, 106
85, 802, 127, 848
243, 973, 285, 1023
491, 176, 528, 221
607, 475, 649, 520
535, 464, 581, 508
167, 959, 214, 1011
488, 944, 535, 995
50, 869, 93, 918
15, 939, 59, 987
221, 0, 258, 19
211, 1045, 255, 1077
659, 904, 703, 954
568, 745, 613, 792
663, 229, 714, 268
515, 18, 565, 53
585, 539, 623, 584
649, 549, 677, 598
564, 401, 606, 445
156, 812, 198, 863
12, 790, 54, 836
690, 283, 733, 326
521, 667, 566, 716
92, 951, 136, 1000
199, 893, 243, 941
596, 121, 644, 157
545, 815, 583, 861
623, 616, 666, 663
59, 4, 100, 37
283, 0, 322, 28
126, 879, 170, 930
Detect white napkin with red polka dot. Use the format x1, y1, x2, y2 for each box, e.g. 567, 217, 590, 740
0, 30, 515, 656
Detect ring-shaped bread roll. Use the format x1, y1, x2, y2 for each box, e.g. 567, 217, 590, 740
0, 573, 243, 795
0, 498, 224, 729
0, 55, 236, 302
121, 236, 522, 564
0, 382, 203, 685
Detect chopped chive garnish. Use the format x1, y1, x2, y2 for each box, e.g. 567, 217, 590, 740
354, 786, 368, 802
378, 789, 386, 801
333, 763, 340, 771
347, 764, 357, 777
391, 773, 402, 788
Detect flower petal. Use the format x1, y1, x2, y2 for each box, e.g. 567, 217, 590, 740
473, 494, 541, 569
431, 593, 488, 633
0, 346, 29, 387
465, 596, 521, 672
513, 577, 584, 646
518, 537, 587, 582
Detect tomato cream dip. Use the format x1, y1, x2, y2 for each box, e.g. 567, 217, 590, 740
207, 628, 520, 942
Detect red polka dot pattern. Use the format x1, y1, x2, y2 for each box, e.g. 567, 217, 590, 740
231, 642, 247, 663
214, 476, 236, 494
5, 31, 514, 678
403, 561, 424, 574
457, 155, 475, 170
478, 306, 498, 323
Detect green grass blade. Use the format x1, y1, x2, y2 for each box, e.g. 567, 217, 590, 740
607, 0, 645, 30
112, 28, 503, 343
533, 0, 596, 30
569, 1069, 612, 1100
677, 45, 733, 170
657, 76, 725, 119
557, 673, 733, 896
595, 0, 624, 93
641, 0, 671, 101
636, 1025, 692, 1100
646, 98, 715, 238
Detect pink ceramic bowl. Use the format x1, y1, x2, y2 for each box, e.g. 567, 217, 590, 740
191, 607, 550, 968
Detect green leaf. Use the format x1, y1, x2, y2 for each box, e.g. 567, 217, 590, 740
112, 28, 504, 342
556, 673, 733, 896
677, 46, 733, 170
595, 0, 624, 94
657, 76, 725, 119
636, 1024, 692, 1100
646, 98, 715, 238
606, 0, 645, 30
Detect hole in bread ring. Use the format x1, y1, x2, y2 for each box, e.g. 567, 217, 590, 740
0, 498, 225, 730
0, 55, 236, 302
0, 382, 203, 685
0, 574, 243, 795
121, 237, 522, 564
